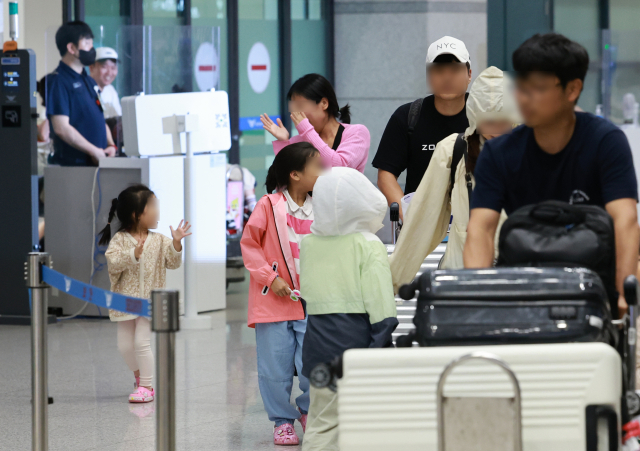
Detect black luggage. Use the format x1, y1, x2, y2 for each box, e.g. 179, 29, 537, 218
497, 200, 617, 315
398, 267, 616, 347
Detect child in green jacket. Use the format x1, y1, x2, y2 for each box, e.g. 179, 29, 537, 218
299, 167, 398, 451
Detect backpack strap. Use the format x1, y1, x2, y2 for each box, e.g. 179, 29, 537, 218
449, 133, 473, 216
406, 98, 424, 151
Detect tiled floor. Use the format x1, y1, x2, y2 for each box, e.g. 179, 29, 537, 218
0, 275, 305, 450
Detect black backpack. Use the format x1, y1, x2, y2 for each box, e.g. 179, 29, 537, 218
497, 200, 618, 316
407, 99, 471, 203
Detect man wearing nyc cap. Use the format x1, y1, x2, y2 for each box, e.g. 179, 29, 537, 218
373, 36, 472, 219
90, 47, 122, 119
47, 21, 116, 166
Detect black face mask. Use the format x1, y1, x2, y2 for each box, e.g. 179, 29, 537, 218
78, 47, 96, 66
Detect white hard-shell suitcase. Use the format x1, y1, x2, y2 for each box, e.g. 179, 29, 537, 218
338, 343, 621, 451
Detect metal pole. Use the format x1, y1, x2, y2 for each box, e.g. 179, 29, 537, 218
180, 127, 211, 329
184, 131, 196, 321
152, 290, 179, 451
26, 252, 51, 451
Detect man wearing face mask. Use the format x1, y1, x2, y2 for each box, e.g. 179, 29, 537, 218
47, 21, 116, 166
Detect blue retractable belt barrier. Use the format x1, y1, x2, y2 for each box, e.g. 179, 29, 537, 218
42, 266, 151, 318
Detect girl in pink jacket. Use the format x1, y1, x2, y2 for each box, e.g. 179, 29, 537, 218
240, 142, 323, 446
260, 73, 370, 173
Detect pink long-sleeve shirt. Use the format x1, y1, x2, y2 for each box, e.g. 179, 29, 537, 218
272, 118, 370, 173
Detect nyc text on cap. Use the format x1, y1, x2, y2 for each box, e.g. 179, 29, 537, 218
427, 36, 470, 64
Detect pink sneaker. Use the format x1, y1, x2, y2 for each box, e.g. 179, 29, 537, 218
129, 386, 155, 403
299, 409, 308, 433
273, 423, 299, 446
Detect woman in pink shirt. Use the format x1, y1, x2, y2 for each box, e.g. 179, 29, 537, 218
260, 73, 370, 173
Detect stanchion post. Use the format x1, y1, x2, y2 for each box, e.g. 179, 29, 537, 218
152, 290, 179, 451
26, 252, 51, 451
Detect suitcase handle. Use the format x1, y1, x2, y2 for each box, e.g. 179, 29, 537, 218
390, 203, 400, 244
624, 275, 639, 307
529, 202, 587, 225
399, 279, 420, 301
390, 202, 400, 222
585, 405, 618, 451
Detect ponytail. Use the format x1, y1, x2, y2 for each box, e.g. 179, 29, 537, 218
97, 184, 156, 246
265, 142, 319, 193
265, 163, 279, 194
98, 198, 119, 246
338, 104, 351, 124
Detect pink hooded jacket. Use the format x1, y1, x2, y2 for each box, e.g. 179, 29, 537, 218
240, 193, 306, 328
272, 118, 370, 173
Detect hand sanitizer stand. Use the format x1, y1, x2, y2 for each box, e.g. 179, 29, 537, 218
161, 114, 212, 329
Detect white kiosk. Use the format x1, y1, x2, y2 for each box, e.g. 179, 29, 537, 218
121, 90, 230, 328
46, 91, 230, 325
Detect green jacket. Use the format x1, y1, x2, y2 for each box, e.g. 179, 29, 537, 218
301, 233, 397, 324
299, 167, 398, 379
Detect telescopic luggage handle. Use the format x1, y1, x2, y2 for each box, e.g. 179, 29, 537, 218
390, 202, 400, 244
624, 275, 640, 394
624, 275, 639, 308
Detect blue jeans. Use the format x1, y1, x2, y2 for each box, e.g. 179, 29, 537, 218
255, 319, 310, 427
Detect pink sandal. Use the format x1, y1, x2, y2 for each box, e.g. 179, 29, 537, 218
129, 386, 155, 403
273, 423, 299, 446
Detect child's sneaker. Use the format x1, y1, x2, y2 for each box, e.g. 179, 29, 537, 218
273, 423, 299, 446
129, 386, 155, 403
298, 409, 308, 433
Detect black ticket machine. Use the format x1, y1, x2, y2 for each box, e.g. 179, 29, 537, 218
0, 40, 39, 324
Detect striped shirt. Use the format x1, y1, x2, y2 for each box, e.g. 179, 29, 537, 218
283, 190, 313, 286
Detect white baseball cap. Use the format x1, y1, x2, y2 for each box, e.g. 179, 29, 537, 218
95, 47, 119, 63
427, 36, 470, 64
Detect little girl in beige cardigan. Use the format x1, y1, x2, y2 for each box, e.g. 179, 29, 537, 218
98, 184, 191, 403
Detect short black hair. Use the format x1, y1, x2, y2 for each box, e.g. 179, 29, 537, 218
432, 54, 471, 71
55, 21, 94, 57
513, 33, 589, 88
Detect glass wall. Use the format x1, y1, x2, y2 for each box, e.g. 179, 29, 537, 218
193, 0, 228, 92
115, 25, 221, 96
142, 0, 183, 26
605, 29, 640, 124
554, 0, 640, 122
86, 2, 130, 50
554, 0, 600, 114
608, 0, 640, 124
239, 0, 280, 197
80, 0, 332, 192
291, 0, 330, 81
